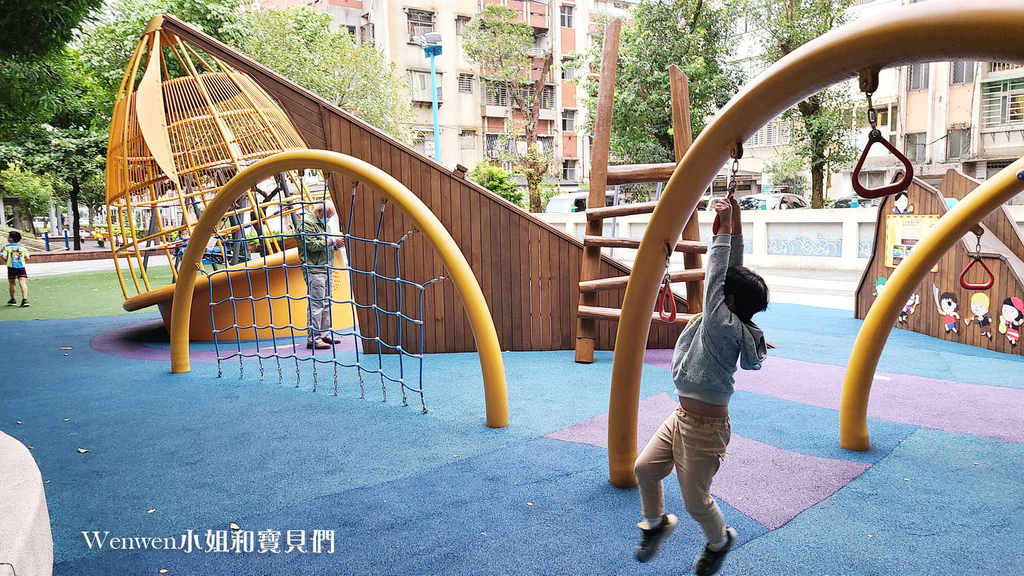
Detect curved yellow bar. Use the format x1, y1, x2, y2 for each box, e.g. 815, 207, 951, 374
841, 159, 1024, 449
609, 0, 1024, 487
171, 150, 510, 428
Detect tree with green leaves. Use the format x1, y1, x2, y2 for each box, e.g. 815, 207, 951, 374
232, 7, 412, 140
468, 161, 523, 206
463, 5, 553, 213
750, 0, 857, 208
579, 0, 741, 165
0, 0, 105, 59
0, 165, 55, 231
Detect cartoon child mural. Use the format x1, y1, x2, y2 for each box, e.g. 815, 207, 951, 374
873, 277, 887, 297
963, 293, 993, 340
892, 192, 914, 215
898, 292, 919, 324
935, 289, 960, 334
998, 297, 1024, 346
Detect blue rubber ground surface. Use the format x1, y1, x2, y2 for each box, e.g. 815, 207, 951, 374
2, 303, 1023, 575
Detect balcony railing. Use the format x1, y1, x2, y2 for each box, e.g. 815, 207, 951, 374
991, 62, 1024, 73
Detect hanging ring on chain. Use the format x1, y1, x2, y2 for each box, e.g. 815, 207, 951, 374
959, 225, 994, 290
852, 91, 914, 199
658, 272, 677, 323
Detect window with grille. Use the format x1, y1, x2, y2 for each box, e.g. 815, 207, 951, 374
560, 5, 574, 28
541, 85, 555, 109
460, 130, 476, 150
407, 9, 434, 42
905, 132, 926, 162
857, 171, 886, 189
950, 61, 975, 85
562, 109, 576, 132
981, 78, 1024, 127
414, 131, 435, 156
458, 74, 474, 94
908, 63, 929, 91
946, 127, 970, 158
986, 159, 1013, 178
484, 81, 511, 107
562, 159, 578, 181
456, 15, 471, 35
746, 118, 792, 148
538, 135, 554, 155
484, 133, 502, 158
359, 23, 374, 45
409, 70, 443, 103
562, 60, 575, 81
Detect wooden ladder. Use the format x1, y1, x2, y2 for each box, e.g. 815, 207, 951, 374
574, 18, 706, 364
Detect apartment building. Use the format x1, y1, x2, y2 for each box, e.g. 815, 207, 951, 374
252, 0, 640, 187
739, 0, 1024, 204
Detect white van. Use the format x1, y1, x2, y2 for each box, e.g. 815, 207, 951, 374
544, 191, 618, 213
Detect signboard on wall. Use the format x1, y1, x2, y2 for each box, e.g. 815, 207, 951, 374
884, 214, 940, 270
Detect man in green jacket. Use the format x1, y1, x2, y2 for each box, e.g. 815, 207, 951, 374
300, 200, 343, 350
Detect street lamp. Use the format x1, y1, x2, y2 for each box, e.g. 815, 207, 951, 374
413, 32, 443, 163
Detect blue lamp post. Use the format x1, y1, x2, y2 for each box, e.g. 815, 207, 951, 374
415, 32, 443, 163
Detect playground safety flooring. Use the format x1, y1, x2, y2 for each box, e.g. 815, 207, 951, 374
2, 270, 1024, 575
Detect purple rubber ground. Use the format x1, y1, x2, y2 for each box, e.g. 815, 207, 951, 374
645, 348, 1024, 444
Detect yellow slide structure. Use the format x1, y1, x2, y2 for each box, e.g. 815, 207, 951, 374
608, 0, 1024, 487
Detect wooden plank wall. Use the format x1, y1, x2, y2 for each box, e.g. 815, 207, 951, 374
855, 173, 1024, 357
161, 16, 685, 354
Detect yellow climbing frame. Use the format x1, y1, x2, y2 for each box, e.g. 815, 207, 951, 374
170, 150, 510, 429
608, 0, 1024, 487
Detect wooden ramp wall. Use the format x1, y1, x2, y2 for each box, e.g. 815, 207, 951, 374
855, 169, 1024, 356
160, 16, 685, 354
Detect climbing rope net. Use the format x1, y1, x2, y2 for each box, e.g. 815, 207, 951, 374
198, 182, 444, 413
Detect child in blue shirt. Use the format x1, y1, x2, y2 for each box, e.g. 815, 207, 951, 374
633, 197, 768, 576
2, 230, 30, 307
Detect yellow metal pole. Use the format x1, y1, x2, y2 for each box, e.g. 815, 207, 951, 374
170, 150, 509, 428
840, 159, 1024, 450
608, 0, 1024, 487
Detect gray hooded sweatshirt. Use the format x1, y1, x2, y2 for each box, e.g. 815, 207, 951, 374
671, 234, 767, 406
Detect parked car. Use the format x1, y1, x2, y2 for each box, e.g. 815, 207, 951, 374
738, 193, 809, 210
696, 193, 729, 211
544, 191, 617, 213
832, 195, 879, 208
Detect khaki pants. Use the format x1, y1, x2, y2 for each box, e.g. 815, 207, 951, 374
305, 271, 332, 343
634, 404, 731, 544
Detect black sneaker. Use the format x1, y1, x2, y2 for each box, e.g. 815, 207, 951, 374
20, 299, 29, 307
694, 526, 738, 576
634, 513, 677, 563
6, 298, 15, 306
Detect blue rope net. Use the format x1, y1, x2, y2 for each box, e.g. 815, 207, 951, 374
199, 185, 443, 414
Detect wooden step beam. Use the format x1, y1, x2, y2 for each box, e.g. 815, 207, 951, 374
606, 162, 676, 186
579, 269, 706, 293
578, 305, 694, 325
586, 201, 657, 221
583, 236, 707, 254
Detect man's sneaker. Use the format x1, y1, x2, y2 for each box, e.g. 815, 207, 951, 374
6, 298, 15, 306
694, 526, 738, 576
634, 514, 677, 563
19, 299, 29, 308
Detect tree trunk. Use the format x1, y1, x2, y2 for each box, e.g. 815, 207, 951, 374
71, 177, 82, 250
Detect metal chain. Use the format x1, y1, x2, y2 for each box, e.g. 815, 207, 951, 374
865, 91, 880, 138
727, 158, 740, 197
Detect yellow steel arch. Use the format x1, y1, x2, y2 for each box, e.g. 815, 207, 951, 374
841, 159, 1024, 449
608, 0, 1024, 487
170, 150, 510, 429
